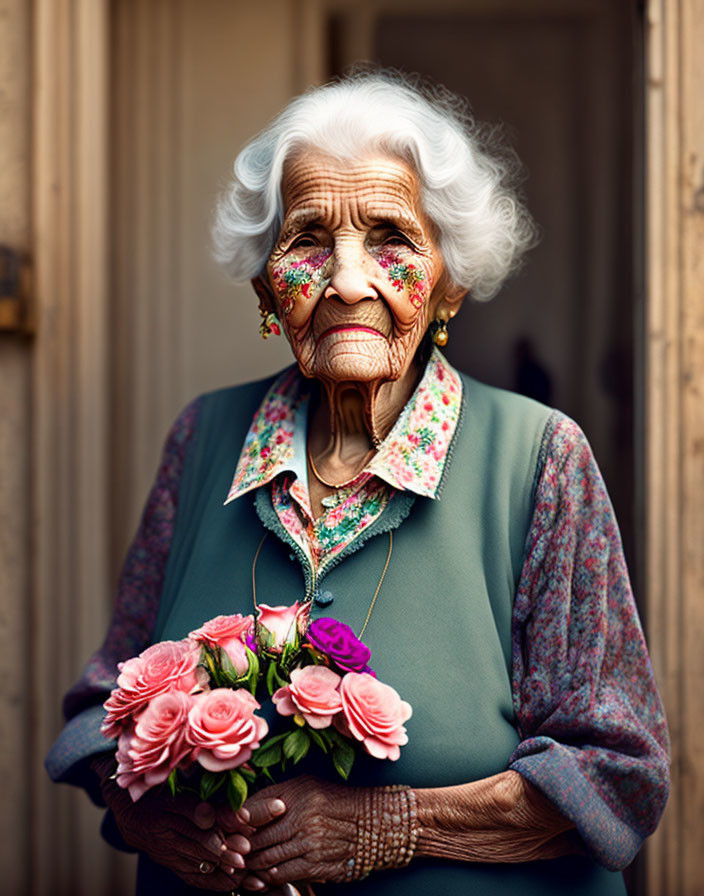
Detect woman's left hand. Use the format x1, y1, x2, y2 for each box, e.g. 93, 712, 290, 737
234, 775, 359, 890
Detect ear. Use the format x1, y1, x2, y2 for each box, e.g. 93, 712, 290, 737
252, 275, 276, 314
436, 283, 467, 321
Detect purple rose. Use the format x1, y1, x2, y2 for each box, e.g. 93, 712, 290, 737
307, 618, 373, 674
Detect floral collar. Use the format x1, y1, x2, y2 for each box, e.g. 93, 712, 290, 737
225, 348, 463, 504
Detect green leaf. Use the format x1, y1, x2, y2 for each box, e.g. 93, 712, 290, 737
245, 648, 260, 694
262, 766, 276, 784
332, 739, 355, 781
259, 627, 276, 650
227, 770, 249, 812
266, 661, 278, 696
308, 728, 328, 753
218, 648, 239, 684
317, 727, 336, 749
199, 770, 225, 801
251, 740, 283, 768
201, 647, 220, 687
273, 666, 289, 689
166, 769, 178, 797
239, 766, 257, 784
283, 727, 310, 764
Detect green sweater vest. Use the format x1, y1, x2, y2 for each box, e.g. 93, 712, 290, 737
150, 371, 624, 896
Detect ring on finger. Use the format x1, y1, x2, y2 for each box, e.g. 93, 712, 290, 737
199, 860, 213, 874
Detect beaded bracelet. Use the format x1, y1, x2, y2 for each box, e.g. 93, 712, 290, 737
346, 785, 420, 881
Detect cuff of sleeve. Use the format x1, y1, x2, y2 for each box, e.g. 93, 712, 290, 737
45, 705, 115, 805
509, 738, 642, 871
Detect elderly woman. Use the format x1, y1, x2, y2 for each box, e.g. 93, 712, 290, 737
47, 71, 669, 896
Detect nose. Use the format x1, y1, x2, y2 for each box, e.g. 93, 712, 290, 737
324, 242, 378, 304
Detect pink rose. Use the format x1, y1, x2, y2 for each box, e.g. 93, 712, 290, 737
102, 639, 205, 738
189, 614, 254, 676
187, 688, 268, 772
273, 665, 343, 729
256, 601, 309, 653
338, 673, 412, 761
115, 690, 194, 801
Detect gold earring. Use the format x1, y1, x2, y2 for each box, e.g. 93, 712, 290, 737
258, 308, 281, 339
430, 319, 449, 347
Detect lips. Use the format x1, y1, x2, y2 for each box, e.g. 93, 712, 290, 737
320, 324, 386, 340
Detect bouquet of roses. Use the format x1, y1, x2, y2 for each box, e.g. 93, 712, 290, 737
101, 602, 412, 811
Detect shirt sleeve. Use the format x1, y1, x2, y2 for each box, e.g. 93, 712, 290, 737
508, 412, 670, 871
44, 397, 202, 803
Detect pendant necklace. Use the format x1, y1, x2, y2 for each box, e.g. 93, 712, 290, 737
251, 530, 393, 639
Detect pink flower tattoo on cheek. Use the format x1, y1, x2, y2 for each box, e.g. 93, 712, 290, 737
377, 248, 429, 310
271, 249, 332, 316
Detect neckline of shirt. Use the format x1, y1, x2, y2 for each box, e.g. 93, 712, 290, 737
224, 347, 464, 505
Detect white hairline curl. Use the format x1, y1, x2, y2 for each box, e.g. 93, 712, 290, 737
212, 69, 538, 302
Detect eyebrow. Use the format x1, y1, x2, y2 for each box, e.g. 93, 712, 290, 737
278, 204, 429, 244
279, 208, 324, 242
363, 208, 426, 242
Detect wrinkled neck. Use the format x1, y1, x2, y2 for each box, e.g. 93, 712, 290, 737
308, 361, 421, 476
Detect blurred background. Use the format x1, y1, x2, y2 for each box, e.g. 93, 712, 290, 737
2, 0, 702, 894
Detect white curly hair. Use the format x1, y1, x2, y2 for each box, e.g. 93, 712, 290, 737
212, 69, 537, 302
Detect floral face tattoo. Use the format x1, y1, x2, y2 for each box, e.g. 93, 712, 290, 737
260, 151, 450, 387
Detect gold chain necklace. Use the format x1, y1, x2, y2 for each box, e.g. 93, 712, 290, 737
252, 531, 393, 639
307, 449, 373, 490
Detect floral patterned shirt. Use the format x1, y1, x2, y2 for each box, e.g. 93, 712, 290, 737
225, 349, 463, 571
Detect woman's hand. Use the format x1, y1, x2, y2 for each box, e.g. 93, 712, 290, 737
414, 770, 581, 864
92, 754, 279, 891
237, 776, 361, 890
237, 770, 581, 891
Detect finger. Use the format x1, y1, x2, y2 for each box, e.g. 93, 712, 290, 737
268, 859, 323, 886
193, 801, 217, 830
248, 818, 296, 853
247, 838, 306, 872
162, 808, 231, 859
241, 873, 270, 891
224, 833, 251, 855
244, 797, 287, 827
166, 828, 227, 864
165, 828, 244, 878
216, 804, 253, 833
219, 846, 246, 871
165, 841, 243, 886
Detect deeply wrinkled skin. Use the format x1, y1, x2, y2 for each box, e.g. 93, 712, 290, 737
235, 773, 578, 892
254, 151, 465, 497
260, 152, 451, 385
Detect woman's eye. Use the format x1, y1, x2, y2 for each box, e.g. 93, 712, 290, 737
381, 231, 412, 248
290, 234, 320, 250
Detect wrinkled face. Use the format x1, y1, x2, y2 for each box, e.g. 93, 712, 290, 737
258, 151, 452, 384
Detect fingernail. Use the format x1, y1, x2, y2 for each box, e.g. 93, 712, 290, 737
248, 879, 265, 890
236, 807, 251, 823
269, 799, 286, 815
232, 853, 245, 868
227, 866, 235, 876
220, 843, 227, 852
207, 833, 224, 852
